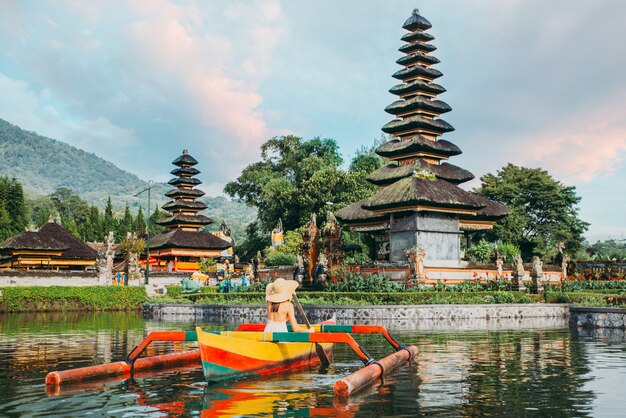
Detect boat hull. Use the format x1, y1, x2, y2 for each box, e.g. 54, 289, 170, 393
196, 328, 333, 381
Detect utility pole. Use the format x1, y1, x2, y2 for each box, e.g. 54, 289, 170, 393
134, 182, 152, 285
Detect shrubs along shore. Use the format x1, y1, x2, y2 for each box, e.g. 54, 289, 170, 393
1, 277, 625, 312
0, 286, 146, 313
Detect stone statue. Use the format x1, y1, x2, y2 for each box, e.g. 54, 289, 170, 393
511, 254, 526, 291
125, 232, 142, 281
294, 254, 305, 283
530, 256, 544, 294
496, 256, 504, 278
562, 255, 570, 279
180, 277, 201, 293
406, 245, 426, 279
105, 231, 115, 269
315, 253, 329, 286
378, 242, 390, 261
96, 249, 107, 274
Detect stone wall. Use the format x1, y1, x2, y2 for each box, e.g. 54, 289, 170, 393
0, 271, 101, 287
143, 303, 570, 331
570, 306, 626, 329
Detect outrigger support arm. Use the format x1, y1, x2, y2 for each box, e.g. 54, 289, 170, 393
238, 323, 410, 359
267, 331, 375, 365
125, 331, 198, 370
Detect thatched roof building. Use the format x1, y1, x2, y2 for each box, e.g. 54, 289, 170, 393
0, 219, 97, 270
335, 10, 507, 265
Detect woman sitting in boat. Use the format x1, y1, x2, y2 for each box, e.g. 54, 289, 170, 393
265, 278, 314, 333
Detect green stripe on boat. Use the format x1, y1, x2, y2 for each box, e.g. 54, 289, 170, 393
185, 331, 198, 341
202, 360, 245, 379
321, 325, 352, 333
270, 332, 311, 342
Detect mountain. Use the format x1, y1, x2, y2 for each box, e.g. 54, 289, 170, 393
0, 118, 169, 205
0, 118, 257, 229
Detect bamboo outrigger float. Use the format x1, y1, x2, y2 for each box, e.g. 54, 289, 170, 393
45, 321, 418, 398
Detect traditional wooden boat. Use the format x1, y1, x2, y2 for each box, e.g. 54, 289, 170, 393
46, 319, 418, 398
196, 320, 335, 381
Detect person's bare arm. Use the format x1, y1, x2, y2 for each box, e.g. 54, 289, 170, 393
286, 303, 310, 332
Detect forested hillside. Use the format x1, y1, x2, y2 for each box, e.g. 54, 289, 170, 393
0, 119, 257, 243
0, 118, 167, 205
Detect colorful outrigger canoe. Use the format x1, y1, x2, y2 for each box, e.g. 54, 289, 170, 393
45, 320, 418, 398
197, 320, 334, 381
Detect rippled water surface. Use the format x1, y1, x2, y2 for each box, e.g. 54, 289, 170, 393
1, 311, 625, 417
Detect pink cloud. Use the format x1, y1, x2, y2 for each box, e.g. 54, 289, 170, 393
121, 0, 287, 179
518, 104, 626, 183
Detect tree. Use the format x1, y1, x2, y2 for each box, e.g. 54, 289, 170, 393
28, 195, 57, 227
475, 164, 589, 260
6, 178, 29, 233
0, 206, 12, 240
88, 206, 103, 241
116, 203, 134, 239
149, 207, 169, 235
225, 135, 378, 232
102, 196, 116, 236
134, 206, 147, 235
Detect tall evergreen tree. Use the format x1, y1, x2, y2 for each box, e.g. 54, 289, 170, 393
134, 206, 147, 235
102, 197, 116, 236
117, 203, 134, 239
0, 205, 12, 241
7, 178, 29, 233
149, 207, 168, 235
88, 205, 102, 241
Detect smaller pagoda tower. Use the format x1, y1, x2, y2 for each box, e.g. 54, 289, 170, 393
149, 150, 232, 271
159, 150, 211, 231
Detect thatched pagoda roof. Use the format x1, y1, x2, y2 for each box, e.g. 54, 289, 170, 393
367, 161, 474, 186
168, 177, 202, 187
401, 30, 434, 43
403, 12, 432, 31
375, 136, 461, 158
362, 176, 485, 213
389, 67, 442, 87
396, 52, 440, 67
157, 213, 213, 227
334, 200, 388, 225
171, 166, 200, 177
399, 41, 436, 54
382, 115, 454, 136
162, 200, 208, 212
172, 151, 198, 167
150, 229, 231, 251
385, 97, 451, 116
165, 188, 206, 199
462, 194, 509, 220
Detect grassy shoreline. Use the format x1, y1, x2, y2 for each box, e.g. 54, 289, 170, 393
0, 285, 624, 312
0, 286, 146, 313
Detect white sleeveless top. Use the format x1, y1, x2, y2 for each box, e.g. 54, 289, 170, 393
264, 319, 288, 334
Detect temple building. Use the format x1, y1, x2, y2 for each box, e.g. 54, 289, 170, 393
336, 10, 507, 266
0, 217, 98, 270
148, 150, 232, 271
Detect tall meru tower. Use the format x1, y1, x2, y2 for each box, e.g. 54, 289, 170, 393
336, 10, 507, 266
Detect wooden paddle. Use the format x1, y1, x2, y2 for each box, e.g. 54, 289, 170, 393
293, 293, 330, 365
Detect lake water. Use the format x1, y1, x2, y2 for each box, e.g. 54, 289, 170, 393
1, 311, 625, 417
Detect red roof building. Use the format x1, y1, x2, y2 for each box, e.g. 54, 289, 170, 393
148, 150, 231, 271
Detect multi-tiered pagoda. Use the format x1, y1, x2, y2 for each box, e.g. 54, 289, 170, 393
336, 10, 507, 266
149, 150, 231, 271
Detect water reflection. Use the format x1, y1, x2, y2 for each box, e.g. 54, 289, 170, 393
1, 312, 625, 416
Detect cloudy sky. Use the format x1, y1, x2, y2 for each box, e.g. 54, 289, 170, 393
1, 0, 625, 241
